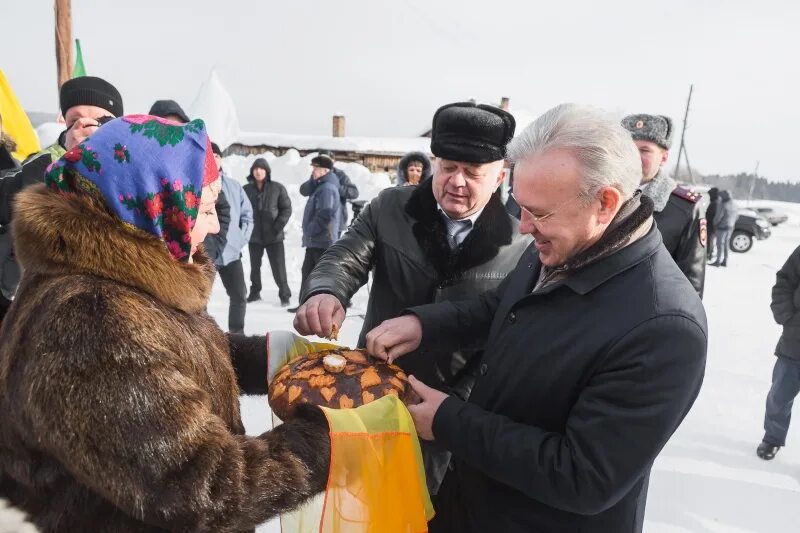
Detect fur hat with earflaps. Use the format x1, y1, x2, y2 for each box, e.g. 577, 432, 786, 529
622, 114, 673, 150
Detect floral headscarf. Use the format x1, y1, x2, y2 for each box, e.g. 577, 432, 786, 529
45, 115, 219, 261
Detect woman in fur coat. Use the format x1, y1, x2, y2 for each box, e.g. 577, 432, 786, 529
0, 116, 329, 532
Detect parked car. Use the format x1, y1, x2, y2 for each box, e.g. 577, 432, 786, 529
754, 207, 788, 226
730, 209, 772, 253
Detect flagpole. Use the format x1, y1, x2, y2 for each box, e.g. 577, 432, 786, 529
54, 0, 73, 89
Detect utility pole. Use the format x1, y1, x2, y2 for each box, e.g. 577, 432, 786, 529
748, 161, 760, 206
673, 84, 694, 184
55, 0, 73, 90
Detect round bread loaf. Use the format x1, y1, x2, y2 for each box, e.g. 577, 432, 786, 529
268, 348, 411, 420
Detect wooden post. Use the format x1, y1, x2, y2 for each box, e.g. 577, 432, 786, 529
673, 84, 693, 183
55, 0, 73, 89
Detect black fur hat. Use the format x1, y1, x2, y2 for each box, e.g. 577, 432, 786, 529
622, 114, 673, 150
430, 102, 516, 164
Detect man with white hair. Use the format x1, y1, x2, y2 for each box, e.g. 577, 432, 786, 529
366, 104, 708, 532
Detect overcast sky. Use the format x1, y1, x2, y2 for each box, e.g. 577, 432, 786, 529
4, 0, 799, 180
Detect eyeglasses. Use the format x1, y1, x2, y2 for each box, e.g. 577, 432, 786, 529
509, 192, 582, 226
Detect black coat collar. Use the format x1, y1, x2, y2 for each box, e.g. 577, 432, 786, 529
404, 178, 513, 279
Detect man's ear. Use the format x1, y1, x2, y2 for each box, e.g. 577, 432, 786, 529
597, 187, 623, 224
659, 149, 669, 167
493, 167, 508, 191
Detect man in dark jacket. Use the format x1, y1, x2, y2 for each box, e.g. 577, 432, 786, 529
366, 104, 707, 533
293, 102, 532, 493
758, 245, 800, 460
705, 187, 720, 261
0, 76, 122, 318
622, 114, 706, 297
243, 158, 292, 305
299, 151, 358, 234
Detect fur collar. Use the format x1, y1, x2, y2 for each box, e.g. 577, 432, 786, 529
640, 171, 675, 212
404, 178, 513, 279
13, 184, 216, 314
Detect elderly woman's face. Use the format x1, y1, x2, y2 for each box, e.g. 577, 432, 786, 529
190, 178, 221, 255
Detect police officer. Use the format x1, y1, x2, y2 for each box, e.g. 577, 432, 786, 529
622, 114, 706, 297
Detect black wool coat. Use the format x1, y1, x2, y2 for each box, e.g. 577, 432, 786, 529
410, 205, 707, 533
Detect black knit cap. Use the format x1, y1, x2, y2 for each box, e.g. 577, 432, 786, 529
311, 154, 334, 170
621, 114, 673, 150
60, 76, 123, 117
148, 100, 190, 124
430, 102, 516, 164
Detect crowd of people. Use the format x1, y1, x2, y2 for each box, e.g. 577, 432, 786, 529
0, 72, 793, 532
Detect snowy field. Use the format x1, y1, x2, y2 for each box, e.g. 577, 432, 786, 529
208, 152, 800, 532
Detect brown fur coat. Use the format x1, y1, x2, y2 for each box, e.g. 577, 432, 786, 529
0, 185, 329, 532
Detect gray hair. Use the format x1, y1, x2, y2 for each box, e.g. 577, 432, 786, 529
507, 104, 642, 202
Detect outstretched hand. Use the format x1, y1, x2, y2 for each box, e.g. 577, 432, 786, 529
365, 315, 422, 364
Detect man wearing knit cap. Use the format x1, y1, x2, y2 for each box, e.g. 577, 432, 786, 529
0, 76, 123, 319
292, 102, 532, 493
622, 113, 706, 297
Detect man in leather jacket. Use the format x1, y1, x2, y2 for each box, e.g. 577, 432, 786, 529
622, 114, 706, 297
292, 102, 532, 494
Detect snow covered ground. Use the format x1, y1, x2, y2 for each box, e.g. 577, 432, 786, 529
208, 153, 800, 532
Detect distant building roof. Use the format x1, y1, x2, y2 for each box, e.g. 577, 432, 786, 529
235, 131, 431, 156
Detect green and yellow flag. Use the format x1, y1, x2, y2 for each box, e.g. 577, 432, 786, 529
0, 68, 41, 160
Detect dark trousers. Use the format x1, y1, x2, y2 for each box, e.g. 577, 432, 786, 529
300, 247, 326, 296
218, 258, 247, 333
763, 356, 800, 446
249, 242, 291, 303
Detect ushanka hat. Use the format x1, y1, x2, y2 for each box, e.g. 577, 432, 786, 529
44, 115, 219, 261
430, 102, 516, 163
621, 114, 673, 150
